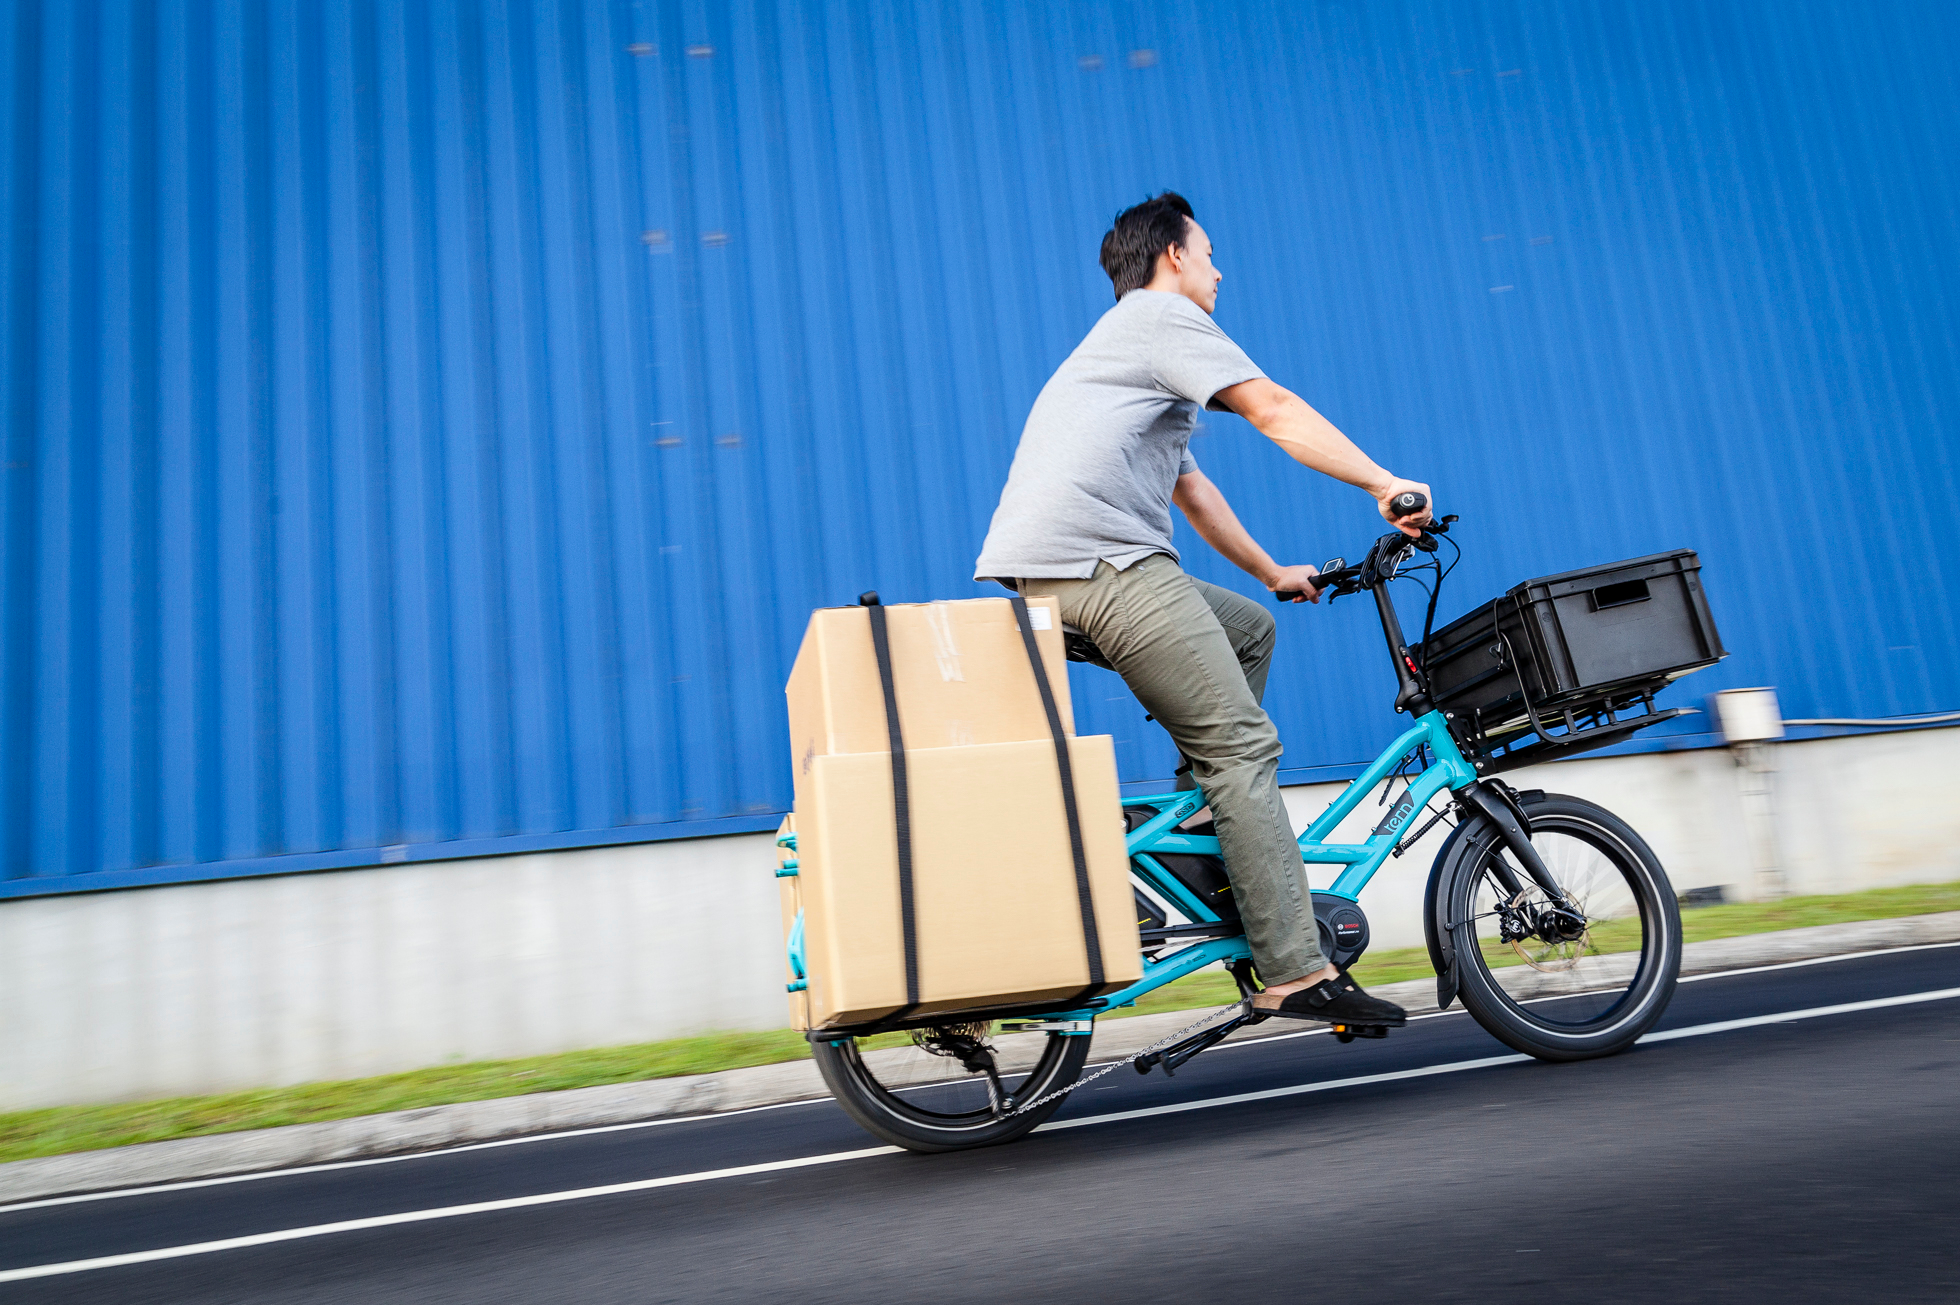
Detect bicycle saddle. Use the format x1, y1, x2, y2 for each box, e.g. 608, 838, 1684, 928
1062, 624, 1113, 669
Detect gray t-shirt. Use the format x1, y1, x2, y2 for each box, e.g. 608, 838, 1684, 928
974, 290, 1266, 581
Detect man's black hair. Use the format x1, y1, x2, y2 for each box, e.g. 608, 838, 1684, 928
1099, 192, 1196, 300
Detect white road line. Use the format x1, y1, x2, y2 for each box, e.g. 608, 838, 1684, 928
1047, 985, 1960, 1131
7, 939, 1955, 1215
0, 1093, 835, 1215
0, 1148, 900, 1284
1036, 1053, 1532, 1131
1675, 939, 1960, 984
1122, 940, 1960, 1061
1638, 987, 1960, 1041
5, 983, 1958, 1283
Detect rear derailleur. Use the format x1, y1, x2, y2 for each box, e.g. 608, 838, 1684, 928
915, 1023, 1012, 1113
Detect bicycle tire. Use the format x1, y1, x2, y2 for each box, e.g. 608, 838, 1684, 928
1436, 792, 1681, 1061
812, 1024, 1092, 1153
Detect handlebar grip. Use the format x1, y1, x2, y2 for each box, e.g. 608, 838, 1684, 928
1275, 572, 1334, 602
1386, 490, 1428, 520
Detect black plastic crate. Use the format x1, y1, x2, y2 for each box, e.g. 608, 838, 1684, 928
1414, 550, 1725, 743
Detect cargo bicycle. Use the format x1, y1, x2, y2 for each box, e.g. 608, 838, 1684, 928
790, 499, 1715, 1152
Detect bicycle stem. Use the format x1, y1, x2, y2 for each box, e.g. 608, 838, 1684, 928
1371, 564, 1433, 717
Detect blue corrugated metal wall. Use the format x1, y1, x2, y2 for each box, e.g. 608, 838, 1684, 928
4, 0, 1956, 896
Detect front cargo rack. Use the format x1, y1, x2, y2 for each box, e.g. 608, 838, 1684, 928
1413, 549, 1725, 774
1449, 683, 1695, 773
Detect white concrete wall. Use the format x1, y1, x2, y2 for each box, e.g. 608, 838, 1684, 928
1282, 725, 1960, 953
0, 834, 786, 1110
4, 726, 1954, 1110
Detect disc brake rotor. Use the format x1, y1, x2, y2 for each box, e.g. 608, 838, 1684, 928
1512, 902, 1594, 971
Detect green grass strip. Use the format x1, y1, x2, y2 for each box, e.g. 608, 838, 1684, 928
1102, 878, 1960, 1019
5, 879, 1956, 1166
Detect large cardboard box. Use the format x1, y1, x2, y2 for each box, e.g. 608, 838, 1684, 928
779, 596, 1140, 1029
785, 598, 1073, 804
795, 735, 1141, 1028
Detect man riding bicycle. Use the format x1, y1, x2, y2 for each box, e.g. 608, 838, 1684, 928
975, 192, 1431, 1029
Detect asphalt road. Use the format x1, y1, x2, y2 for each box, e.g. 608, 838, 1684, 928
5, 945, 1958, 1304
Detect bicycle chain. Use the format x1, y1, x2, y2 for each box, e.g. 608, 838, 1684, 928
1000, 1000, 1257, 1119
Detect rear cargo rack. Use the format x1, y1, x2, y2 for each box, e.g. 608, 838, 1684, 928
805, 993, 1127, 1041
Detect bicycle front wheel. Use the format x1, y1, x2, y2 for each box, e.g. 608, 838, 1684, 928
811, 1020, 1091, 1153
1440, 793, 1681, 1061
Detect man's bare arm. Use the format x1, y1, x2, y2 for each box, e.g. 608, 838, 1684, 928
1172, 468, 1324, 603
1214, 378, 1431, 535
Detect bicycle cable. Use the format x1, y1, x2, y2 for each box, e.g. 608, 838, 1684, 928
1412, 531, 1460, 681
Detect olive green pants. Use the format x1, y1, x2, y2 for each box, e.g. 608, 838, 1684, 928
1018, 554, 1328, 985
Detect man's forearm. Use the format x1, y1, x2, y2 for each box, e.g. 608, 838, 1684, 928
1253, 393, 1394, 493
1219, 381, 1393, 496
1174, 475, 1282, 585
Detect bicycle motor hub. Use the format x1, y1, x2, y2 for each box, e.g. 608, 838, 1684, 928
1533, 904, 1589, 944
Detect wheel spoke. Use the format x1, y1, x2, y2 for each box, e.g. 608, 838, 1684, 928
1462, 814, 1665, 1033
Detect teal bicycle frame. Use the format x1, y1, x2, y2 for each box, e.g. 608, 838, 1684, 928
1037, 709, 1478, 1028
781, 519, 1530, 1037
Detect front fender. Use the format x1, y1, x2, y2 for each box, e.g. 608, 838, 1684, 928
1423, 785, 1548, 1010
1423, 813, 1479, 1010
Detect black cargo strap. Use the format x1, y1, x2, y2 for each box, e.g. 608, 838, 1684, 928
1010, 595, 1106, 1000
861, 594, 920, 1018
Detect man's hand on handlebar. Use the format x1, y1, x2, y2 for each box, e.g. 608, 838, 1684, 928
1375, 477, 1434, 536
1267, 563, 1324, 604
1272, 493, 1457, 604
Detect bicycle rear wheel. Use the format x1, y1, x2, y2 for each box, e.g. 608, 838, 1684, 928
1439, 793, 1681, 1061
811, 1020, 1092, 1153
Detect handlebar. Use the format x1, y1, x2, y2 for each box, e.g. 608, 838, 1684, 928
1273, 493, 1444, 601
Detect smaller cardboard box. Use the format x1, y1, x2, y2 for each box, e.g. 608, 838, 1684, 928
794, 734, 1142, 1028
784, 598, 1072, 808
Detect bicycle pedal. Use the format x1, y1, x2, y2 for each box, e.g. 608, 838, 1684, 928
1330, 1023, 1389, 1043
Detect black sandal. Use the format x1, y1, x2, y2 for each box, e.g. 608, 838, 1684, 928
1252, 975, 1407, 1027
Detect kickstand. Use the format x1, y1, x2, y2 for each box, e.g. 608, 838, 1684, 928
1135, 1003, 1262, 1078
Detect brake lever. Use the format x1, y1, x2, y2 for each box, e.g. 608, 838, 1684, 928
1404, 512, 1459, 554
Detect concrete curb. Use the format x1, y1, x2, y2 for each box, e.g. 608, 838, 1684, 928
6, 910, 1958, 1206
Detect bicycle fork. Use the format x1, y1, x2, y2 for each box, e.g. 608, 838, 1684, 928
1459, 781, 1569, 905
